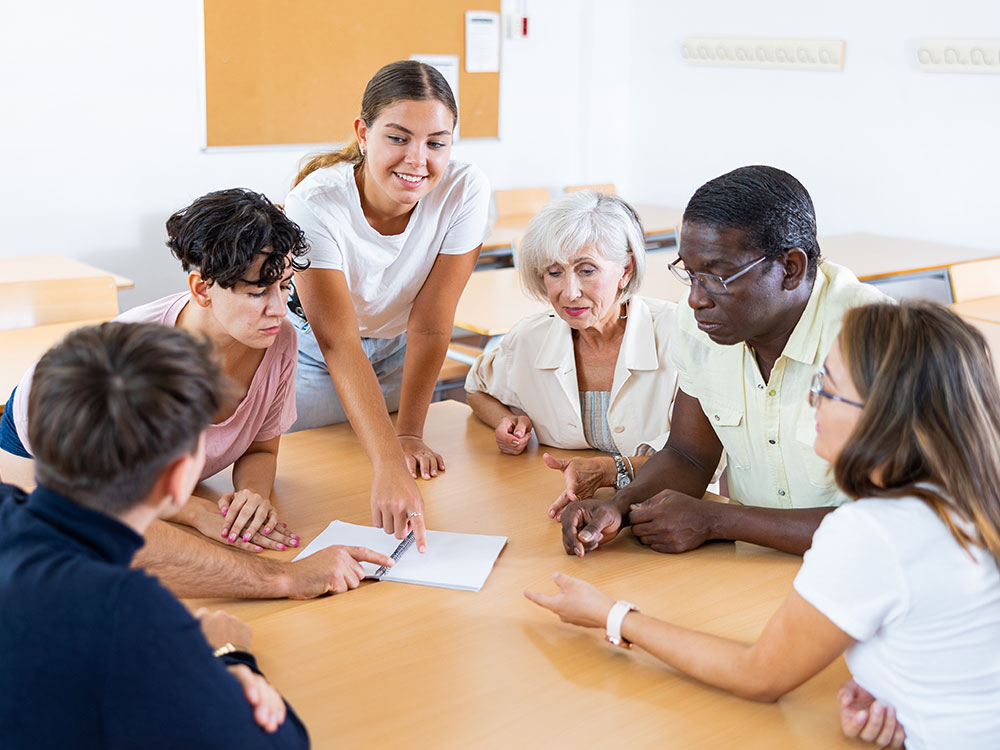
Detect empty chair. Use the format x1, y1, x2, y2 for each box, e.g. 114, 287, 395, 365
565, 183, 617, 195
493, 187, 552, 220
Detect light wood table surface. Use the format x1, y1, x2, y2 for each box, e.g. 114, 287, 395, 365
483, 203, 684, 252
951, 296, 1000, 325
820, 233, 997, 282
454, 256, 690, 339
186, 400, 856, 748
0, 318, 109, 413
0, 253, 134, 289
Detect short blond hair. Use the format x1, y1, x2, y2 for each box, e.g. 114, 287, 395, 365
517, 191, 646, 302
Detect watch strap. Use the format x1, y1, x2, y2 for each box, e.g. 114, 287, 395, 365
613, 455, 631, 489
605, 599, 639, 648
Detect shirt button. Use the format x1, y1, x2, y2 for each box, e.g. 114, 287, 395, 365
714, 414, 720, 421
778, 490, 786, 496
613, 426, 625, 433
768, 439, 776, 445
768, 389, 777, 396
757, 384, 764, 390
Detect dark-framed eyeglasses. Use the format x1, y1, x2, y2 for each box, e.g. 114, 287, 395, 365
808, 369, 864, 409
667, 254, 770, 296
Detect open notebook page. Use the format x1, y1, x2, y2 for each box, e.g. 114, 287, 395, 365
293, 521, 507, 592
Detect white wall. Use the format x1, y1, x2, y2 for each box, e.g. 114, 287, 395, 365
622, 0, 1000, 252
0, 1, 996, 310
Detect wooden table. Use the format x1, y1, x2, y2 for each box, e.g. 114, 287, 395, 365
454, 256, 690, 343
186, 401, 856, 747
951, 299, 1000, 384
483, 203, 685, 253
952, 296, 1000, 325
0, 318, 109, 413
820, 233, 999, 302
0, 254, 134, 290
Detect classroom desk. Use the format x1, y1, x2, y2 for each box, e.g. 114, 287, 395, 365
0, 318, 109, 413
482, 203, 685, 253
820, 234, 998, 302
952, 300, 1000, 384
0, 254, 134, 290
185, 400, 855, 747
453, 256, 690, 344
951, 296, 1000, 325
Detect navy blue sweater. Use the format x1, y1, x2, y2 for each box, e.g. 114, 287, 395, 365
0, 483, 309, 748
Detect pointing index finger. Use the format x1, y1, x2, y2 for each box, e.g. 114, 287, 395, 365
410, 514, 428, 553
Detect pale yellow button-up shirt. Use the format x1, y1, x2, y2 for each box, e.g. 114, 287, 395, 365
668, 261, 887, 509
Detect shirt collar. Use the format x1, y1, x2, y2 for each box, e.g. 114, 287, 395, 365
778, 264, 829, 365
533, 297, 660, 371
27, 484, 145, 566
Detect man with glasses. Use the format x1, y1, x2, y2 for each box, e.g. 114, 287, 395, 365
560, 165, 886, 557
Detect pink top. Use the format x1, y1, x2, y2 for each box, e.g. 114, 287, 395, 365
12, 292, 298, 480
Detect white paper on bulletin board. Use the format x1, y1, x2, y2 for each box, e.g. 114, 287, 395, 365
465, 11, 500, 72
410, 54, 460, 139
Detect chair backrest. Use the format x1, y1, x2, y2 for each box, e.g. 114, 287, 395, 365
0, 276, 119, 331
949, 257, 1000, 302
493, 187, 551, 220
564, 183, 617, 195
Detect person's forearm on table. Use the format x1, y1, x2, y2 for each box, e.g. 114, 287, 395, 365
134, 520, 294, 599
610, 443, 717, 516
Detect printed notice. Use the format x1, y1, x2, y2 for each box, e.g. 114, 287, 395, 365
465, 11, 500, 73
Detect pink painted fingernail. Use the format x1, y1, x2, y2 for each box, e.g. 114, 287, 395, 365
263, 527, 271, 534
254, 545, 263, 552
242, 534, 251, 542
228, 533, 237, 542
290, 538, 299, 547
221, 530, 228, 538
277, 543, 286, 550
221, 508, 227, 516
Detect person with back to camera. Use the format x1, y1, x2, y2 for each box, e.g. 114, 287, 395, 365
0, 322, 316, 748
0, 189, 392, 601
558, 166, 886, 557
465, 190, 680, 504
284, 60, 491, 553
528, 301, 1000, 749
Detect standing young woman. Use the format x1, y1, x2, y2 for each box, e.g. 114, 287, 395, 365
526, 301, 1000, 749
283, 60, 490, 551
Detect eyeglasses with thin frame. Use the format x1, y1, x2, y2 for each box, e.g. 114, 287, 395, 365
808, 369, 864, 409
668, 254, 770, 296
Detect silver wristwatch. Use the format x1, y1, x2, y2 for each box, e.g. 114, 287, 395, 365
613, 454, 631, 489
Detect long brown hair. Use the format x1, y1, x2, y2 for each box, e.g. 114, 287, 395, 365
292, 60, 458, 188
835, 300, 1000, 561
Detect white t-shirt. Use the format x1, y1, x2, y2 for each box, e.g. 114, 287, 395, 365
284, 159, 490, 338
794, 497, 1000, 750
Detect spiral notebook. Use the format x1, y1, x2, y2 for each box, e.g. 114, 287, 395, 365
292, 521, 507, 592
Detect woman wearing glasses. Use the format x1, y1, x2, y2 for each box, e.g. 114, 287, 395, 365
465, 191, 681, 512
528, 300, 1000, 750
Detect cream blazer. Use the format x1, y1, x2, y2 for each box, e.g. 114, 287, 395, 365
465, 295, 678, 455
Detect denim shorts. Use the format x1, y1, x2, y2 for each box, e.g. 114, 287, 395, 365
288, 311, 407, 432
0, 389, 31, 458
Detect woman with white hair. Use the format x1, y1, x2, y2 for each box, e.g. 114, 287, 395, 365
465, 191, 678, 514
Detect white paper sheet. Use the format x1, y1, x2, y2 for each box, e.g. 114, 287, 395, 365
465, 11, 500, 72
293, 521, 507, 592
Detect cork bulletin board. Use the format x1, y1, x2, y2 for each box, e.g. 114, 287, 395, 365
204, 0, 501, 147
